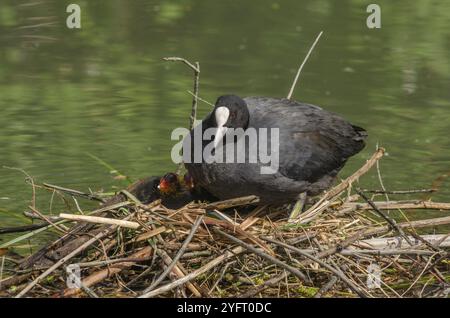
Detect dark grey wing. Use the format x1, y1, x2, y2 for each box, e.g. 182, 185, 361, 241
245, 97, 367, 183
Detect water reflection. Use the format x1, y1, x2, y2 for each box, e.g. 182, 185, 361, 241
1, 0, 449, 228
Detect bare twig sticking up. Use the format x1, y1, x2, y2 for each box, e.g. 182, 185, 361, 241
295, 147, 385, 224
287, 31, 323, 100
163, 57, 200, 130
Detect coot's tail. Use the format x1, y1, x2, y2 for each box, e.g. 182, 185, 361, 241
352, 125, 368, 142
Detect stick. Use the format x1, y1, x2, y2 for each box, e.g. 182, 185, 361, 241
314, 276, 338, 298
214, 228, 309, 283
187, 90, 214, 107
16, 223, 119, 297
262, 236, 368, 297
43, 183, 105, 202
203, 216, 274, 256
355, 234, 450, 249
134, 226, 168, 243
155, 249, 202, 297
202, 195, 259, 210
240, 205, 266, 230
287, 31, 323, 100
63, 246, 153, 297
30, 206, 68, 233
339, 249, 440, 256
320, 216, 450, 260
0, 224, 48, 235
59, 213, 141, 229
139, 246, 245, 298
339, 200, 450, 214
240, 215, 450, 298
260, 246, 440, 256
6, 201, 131, 267
296, 148, 385, 224
355, 188, 413, 245
141, 215, 204, 294
163, 57, 200, 130
23, 210, 60, 222
361, 189, 436, 195
3, 166, 36, 209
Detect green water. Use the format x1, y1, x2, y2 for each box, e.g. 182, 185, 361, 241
1, 0, 450, 231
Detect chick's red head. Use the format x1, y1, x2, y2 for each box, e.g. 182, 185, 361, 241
158, 172, 180, 194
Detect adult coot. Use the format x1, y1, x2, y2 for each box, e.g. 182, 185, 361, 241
184, 95, 367, 204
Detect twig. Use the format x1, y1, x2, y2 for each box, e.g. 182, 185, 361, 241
141, 215, 204, 294
361, 189, 436, 195
239, 212, 395, 298
287, 31, 323, 100
59, 213, 141, 229
375, 144, 390, 210
261, 236, 368, 297
15, 214, 135, 298
139, 246, 245, 298
339, 200, 450, 214
401, 253, 438, 296
0, 256, 5, 291
3, 166, 37, 209
240, 205, 266, 230
214, 228, 309, 283
355, 188, 413, 246
29, 206, 68, 233
339, 249, 440, 256
202, 195, 259, 210
314, 276, 338, 298
0, 224, 48, 235
297, 148, 385, 224
208, 261, 234, 295
153, 228, 203, 297
79, 283, 99, 298
187, 90, 214, 107
163, 57, 200, 130
43, 183, 105, 202
154, 249, 202, 297
355, 234, 450, 249
23, 210, 60, 222
181, 250, 211, 259
203, 217, 274, 256
62, 246, 153, 297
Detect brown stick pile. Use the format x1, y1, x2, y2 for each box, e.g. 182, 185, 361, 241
0, 148, 449, 298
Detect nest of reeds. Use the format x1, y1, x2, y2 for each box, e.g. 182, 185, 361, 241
1, 148, 449, 298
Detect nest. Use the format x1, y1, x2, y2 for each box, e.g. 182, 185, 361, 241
1, 148, 449, 298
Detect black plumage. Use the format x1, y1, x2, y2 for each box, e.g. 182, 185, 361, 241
184, 95, 367, 204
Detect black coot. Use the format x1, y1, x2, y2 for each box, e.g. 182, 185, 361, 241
184, 95, 367, 204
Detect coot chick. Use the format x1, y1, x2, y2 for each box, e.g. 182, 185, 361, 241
184, 95, 367, 204
103, 173, 198, 209
103, 175, 169, 206
158, 172, 218, 207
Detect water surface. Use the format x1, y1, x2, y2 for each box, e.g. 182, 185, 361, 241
1, 0, 449, 233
